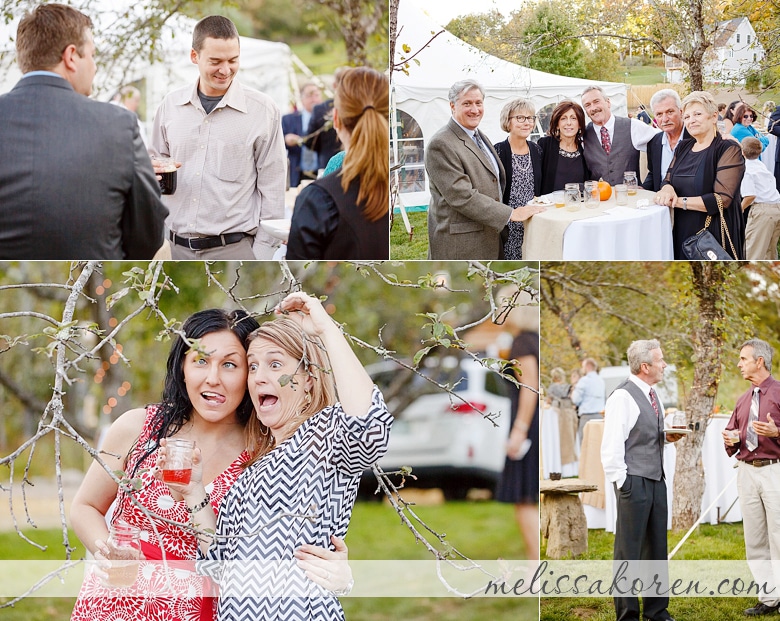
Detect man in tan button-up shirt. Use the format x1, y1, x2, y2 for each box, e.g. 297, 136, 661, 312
151, 15, 286, 259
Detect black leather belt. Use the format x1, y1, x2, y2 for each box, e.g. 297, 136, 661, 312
169, 231, 249, 251
744, 458, 780, 467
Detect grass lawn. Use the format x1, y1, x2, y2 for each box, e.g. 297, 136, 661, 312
540, 523, 758, 620
621, 64, 667, 85
289, 40, 347, 76
391, 210, 428, 260
0, 501, 539, 620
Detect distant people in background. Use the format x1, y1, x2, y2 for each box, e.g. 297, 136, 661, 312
537, 99, 590, 193
655, 91, 746, 260
581, 85, 659, 186
494, 294, 539, 561
113, 85, 147, 146
642, 89, 689, 192
282, 82, 322, 187
769, 103, 780, 193
761, 101, 776, 132
723, 100, 740, 134
717, 102, 727, 121
424, 79, 544, 259
740, 137, 780, 260
636, 104, 652, 125
0, 3, 167, 259
571, 357, 606, 448
731, 102, 770, 152
493, 98, 543, 260
304, 68, 346, 171
150, 15, 286, 260
548, 367, 578, 470
287, 67, 389, 259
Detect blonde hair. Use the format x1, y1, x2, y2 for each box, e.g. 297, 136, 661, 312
681, 91, 718, 116
336, 67, 389, 222
499, 98, 535, 133
243, 318, 337, 466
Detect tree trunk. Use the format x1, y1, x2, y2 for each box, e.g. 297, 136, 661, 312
671, 262, 728, 530
389, 0, 399, 74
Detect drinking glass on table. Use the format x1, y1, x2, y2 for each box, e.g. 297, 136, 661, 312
583, 181, 599, 208
553, 190, 565, 208
564, 183, 581, 212
623, 171, 638, 196
614, 184, 628, 206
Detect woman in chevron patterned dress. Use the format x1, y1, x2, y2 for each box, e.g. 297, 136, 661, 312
160, 292, 393, 621
70, 308, 347, 621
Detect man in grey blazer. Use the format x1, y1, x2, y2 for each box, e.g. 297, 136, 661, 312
425, 80, 545, 260
0, 3, 167, 260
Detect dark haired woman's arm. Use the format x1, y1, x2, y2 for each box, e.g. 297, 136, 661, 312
70, 408, 147, 555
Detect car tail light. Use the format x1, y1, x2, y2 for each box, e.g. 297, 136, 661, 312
450, 401, 487, 414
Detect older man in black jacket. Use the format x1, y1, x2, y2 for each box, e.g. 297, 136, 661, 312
642, 89, 689, 192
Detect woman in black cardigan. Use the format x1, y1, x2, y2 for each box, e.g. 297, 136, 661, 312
493, 98, 542, 259
655, 91, 745, 259
536, 100, 590, 194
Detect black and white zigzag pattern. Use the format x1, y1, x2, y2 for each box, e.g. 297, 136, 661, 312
206, 386, 392, 621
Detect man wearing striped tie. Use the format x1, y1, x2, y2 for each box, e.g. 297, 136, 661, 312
723, 338, 780, 617
601, 339, 683, 621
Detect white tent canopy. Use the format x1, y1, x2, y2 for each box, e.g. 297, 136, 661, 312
0, 4, 294, 121
393, 1, 628, 208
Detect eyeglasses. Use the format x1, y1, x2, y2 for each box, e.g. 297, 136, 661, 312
743, 114, 756, 120
511, 115, 537, 123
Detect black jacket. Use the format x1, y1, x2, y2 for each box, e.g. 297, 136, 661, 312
492, 138, 542, 203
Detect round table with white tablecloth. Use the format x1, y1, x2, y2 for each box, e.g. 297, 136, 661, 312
523, 188, 673, 260
577, 415, 741, 532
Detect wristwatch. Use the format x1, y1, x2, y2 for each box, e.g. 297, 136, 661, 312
682, 197, 688, 210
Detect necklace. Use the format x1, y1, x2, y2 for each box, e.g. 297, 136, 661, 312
513, 151, 532, 173
559, 147, 581, 159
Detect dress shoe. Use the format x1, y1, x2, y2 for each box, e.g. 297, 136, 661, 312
744, 602, 780, 616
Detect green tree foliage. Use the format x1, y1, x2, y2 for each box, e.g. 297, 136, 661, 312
518, 1, 587, 78
445, 10, 512, 60
583, 38, 621, 82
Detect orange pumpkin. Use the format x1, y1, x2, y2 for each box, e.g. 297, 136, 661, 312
598, 179, 612, 201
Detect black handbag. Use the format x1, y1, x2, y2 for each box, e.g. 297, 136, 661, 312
682, 194, 737, 260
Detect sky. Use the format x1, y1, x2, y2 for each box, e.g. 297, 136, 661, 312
406, 0, 520, 27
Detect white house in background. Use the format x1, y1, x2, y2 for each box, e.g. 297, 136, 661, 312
663, 17, 764, 85
704, 17, 764, 84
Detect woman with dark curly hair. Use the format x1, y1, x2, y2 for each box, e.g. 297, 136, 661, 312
537, 100, 591, 193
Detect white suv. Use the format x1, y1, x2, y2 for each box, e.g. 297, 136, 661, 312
361, 357, 512, 500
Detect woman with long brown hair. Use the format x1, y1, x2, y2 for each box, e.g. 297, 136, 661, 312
537, 100, 590, 193
288, 67, 389, 259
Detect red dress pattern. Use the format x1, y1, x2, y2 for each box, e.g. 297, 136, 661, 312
71, 405, 250, 621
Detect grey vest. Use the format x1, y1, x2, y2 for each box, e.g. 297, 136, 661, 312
617, 379, 664, 481
583, 116, 641, 186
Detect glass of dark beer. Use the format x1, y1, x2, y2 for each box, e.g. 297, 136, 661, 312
151, 156, 178, 195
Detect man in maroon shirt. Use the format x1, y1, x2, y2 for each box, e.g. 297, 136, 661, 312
723, 338, 780, 617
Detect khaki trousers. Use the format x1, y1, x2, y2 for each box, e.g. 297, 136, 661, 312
745, 202, 780, 260
737, 461, 780, 606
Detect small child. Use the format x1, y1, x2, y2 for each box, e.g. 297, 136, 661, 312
741, 137, 780, 260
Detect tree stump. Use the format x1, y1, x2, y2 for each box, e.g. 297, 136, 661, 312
540, 480, 598, 559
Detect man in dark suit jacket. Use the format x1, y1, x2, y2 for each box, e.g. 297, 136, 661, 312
425, 80, 545, 259
304, 69, 346, 170
282, 82, 322, 187
768, 104, 780, 193
642, 89, 690, 192
0, 3, 167, 260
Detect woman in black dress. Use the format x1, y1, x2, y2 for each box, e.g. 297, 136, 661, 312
655, 91, 745, 259
537, 100, 590, 193
495, 303, 539, 561
493, 98, 543, 259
